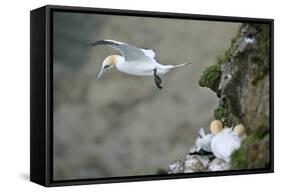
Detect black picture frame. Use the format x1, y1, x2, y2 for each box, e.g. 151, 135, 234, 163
30, 5, 274, 187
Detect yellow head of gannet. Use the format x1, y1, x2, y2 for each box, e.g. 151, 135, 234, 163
210, 120, 224, 134
96, 55, 123, 79
233, 124, 246, 137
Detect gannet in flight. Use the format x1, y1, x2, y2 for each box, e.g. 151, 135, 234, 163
88, 39, 191, 89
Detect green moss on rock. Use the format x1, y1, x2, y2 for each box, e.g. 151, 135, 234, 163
199, 64, 221, 92
214, 106, 230, 126
231, 136, 253, 169
231, 129, 268, 169
216, 48, 232, 65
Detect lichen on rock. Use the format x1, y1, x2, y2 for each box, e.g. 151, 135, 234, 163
168, 160, 185, 174
209, 158, 230, 171
184, 155, 210, 172
168, 145, 230, 173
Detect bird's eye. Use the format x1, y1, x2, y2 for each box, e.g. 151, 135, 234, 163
103, 65, 110, 69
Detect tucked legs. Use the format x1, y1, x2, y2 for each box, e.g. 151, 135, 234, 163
153, 69, 163, 89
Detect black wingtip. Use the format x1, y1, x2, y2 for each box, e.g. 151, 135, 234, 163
84, 41, 100, 47
84, 40, 120, 47
189, 149, 213, 156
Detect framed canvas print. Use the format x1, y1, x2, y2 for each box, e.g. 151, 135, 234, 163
30, 5, 274, 187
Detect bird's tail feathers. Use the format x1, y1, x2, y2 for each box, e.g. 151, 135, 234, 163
173, 62, 191, 68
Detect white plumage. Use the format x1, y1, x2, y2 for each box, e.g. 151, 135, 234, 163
211, 128, 243, 162
195, 128, 214, 152
89, 39, 191, 89
194, 120, 224, 153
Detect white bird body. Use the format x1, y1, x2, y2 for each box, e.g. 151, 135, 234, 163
211, 128, 242, 162
90, 39, 190, 89
116, 59, 175, 76
194, 121, 224, 153
195, 128, 214, 152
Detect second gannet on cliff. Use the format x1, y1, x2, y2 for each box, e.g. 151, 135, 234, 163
211, 124, 246, 162
88, 39, 191, 89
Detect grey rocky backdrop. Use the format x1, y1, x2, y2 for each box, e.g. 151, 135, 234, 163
169, 23, 271, 174
53, 11, 240, 180
199, 23, 271, 169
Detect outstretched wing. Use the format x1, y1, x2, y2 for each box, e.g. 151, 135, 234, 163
89, 39, 153, 62
141, 49, 156, 59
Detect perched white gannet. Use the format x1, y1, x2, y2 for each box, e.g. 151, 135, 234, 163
89, 39, 191, 89
211, 124, 246, 162
194, 120, 224, 153
233, 124, 247, 139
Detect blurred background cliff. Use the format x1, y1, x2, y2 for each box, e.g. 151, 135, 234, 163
53, 11, 240, 180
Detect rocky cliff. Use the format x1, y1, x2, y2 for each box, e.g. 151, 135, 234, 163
199, 23, 271, 169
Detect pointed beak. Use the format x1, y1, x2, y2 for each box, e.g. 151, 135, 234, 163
97, 68, 106, 79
